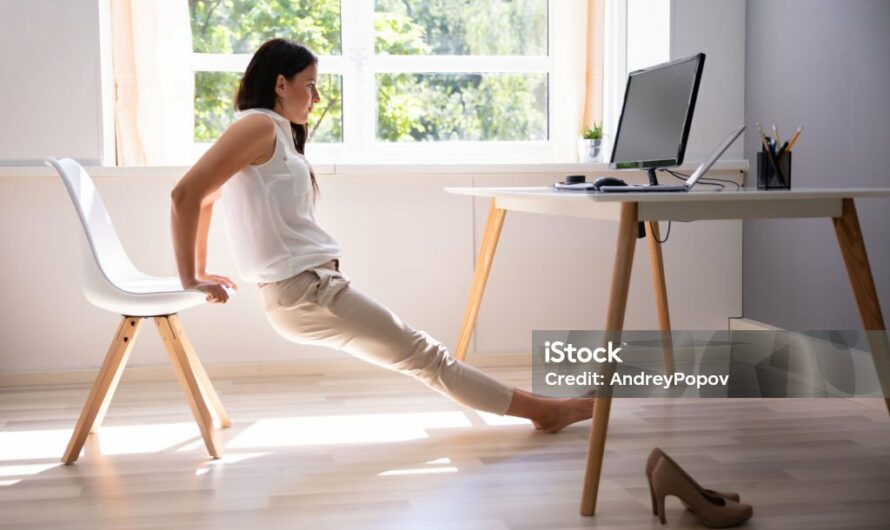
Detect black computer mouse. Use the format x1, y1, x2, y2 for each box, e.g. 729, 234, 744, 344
592, 176, 628, 190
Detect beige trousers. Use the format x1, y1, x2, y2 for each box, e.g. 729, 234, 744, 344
258, 260, 514, 415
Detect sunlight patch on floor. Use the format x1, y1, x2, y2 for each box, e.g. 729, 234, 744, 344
227, 411, 472, 448
96, 423, 200, 456
475, 410, 531, 426
378, 466, 458, 476
379, 455, 458, 476
0, 463, 61, 478
0, 429, 72, 461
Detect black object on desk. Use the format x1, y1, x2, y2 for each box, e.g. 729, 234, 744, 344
757, 150, 791, 190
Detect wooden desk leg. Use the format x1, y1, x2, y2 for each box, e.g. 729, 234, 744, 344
62, 316, 143, 464
155, 316, 221, 459
832, 198, 890, 414
646, 221, 676, 374
580, 202, 639, 516
454, 199, 507, 362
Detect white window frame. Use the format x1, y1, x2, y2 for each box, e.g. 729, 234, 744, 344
191, 0, 555, 164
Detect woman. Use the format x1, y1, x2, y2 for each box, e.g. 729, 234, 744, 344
170, 38, 594, 432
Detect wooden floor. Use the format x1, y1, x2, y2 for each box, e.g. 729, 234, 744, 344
1, 365, 889, 529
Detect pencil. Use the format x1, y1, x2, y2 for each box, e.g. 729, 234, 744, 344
772, 124, 781, 147
757, 122, 769, 149
777, 126, 802, 166
776, 140, 790, 161
785, 126, 803, 151
757, 123, 773, 154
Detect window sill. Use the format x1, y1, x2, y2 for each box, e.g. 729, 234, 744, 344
0, 160, 748, 180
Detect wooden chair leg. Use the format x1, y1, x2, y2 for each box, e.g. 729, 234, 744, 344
166, 314, 230, 428
154, 316, 221, 459
581, 202, 638, 516
832, 198, 890, 414
646, 221, 676, 374
62, 316, 143, 464
455, 198, 507, 362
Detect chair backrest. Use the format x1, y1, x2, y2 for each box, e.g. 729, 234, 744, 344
46, 158, 142, 287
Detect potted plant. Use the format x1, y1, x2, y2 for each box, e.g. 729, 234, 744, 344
578, 122, 604, 163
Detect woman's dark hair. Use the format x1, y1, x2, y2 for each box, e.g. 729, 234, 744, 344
235, 38, 319, 199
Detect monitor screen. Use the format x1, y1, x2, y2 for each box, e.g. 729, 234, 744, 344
610, 53, 705, 170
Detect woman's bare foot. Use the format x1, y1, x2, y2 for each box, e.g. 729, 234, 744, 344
530, 397, 596, 433
504, 388, 596, 433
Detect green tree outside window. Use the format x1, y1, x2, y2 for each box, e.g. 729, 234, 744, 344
190, 0, 548, 144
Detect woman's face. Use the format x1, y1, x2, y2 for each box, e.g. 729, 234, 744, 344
274, 62, 320, 125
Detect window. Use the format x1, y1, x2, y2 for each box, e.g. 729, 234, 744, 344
189, 0, 343, 145
189, 0, 552, 162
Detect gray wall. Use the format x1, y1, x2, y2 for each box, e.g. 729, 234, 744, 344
744, 0, 890, 329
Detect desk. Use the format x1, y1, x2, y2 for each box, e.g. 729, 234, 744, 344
445, 186, 890, 516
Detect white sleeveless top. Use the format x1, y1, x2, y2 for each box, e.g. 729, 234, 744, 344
220, 108, 341, 283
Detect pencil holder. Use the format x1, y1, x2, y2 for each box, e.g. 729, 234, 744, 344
757, 150, 791, 189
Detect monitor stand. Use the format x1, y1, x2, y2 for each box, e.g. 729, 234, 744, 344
647, 168, 660, 186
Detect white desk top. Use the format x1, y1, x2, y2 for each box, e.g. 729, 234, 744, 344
445, 186, 890, 202
445, 187, 890, 221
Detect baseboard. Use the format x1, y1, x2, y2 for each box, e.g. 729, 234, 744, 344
728, 317, 784, 331
0, 351, 531, 388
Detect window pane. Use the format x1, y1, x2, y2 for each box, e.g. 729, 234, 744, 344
194, 72, 240, 143
376, 73, 548, 141
374, 0, 547, 55
189, 0, 341, 55
308, 75, 343, 143
195, 72, 343, 143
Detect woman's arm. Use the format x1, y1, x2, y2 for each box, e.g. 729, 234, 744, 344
170, 114, 276, 302
194, 190, 238, 290
195, 189, 219, 277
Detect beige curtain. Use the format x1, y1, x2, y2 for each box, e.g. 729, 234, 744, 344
550, 0, 605, 162
111, 0, 194, 165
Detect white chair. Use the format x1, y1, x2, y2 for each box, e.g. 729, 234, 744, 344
47, 158, 232, 463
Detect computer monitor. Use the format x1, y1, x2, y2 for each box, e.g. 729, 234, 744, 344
610, 53, 705, 185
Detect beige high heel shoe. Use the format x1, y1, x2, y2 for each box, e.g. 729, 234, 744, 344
648, 449, 753, 528
646, 448, 740, 514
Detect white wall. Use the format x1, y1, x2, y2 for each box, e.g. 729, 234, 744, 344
0, 0, 107, 166
627, 0, 671, 72
0, 0, 747, 374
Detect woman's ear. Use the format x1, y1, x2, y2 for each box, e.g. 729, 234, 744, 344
274, 74, 287, 98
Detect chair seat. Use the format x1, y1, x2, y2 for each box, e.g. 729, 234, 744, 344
117, 276, 201, 294
87, 273, 236, 317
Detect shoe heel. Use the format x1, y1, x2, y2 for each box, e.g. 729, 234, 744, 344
649, 481, 658, 516
645, 448, 663, 516
652, 479, 667, 524
654, 490, 667, 524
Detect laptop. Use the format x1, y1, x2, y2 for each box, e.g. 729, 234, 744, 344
596, 125, 745, 193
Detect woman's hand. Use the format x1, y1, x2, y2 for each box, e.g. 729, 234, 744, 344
197, 272, 239, 291
187, 274, 237, 304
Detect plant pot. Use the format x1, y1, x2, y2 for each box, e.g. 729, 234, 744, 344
578, 138, 603, 163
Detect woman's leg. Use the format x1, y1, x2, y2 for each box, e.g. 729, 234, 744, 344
261, 265, 593, 431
